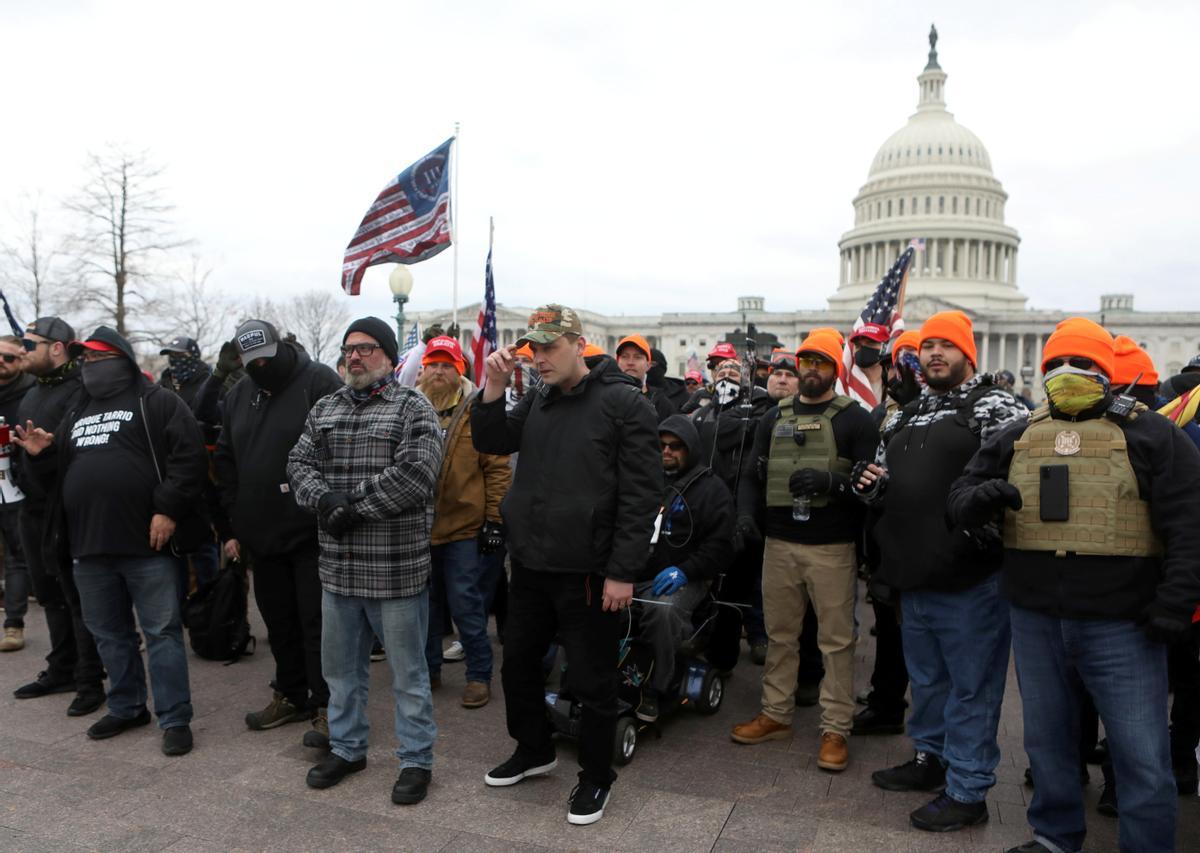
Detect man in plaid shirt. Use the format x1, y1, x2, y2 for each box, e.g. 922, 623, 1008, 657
287, 316, 443, 806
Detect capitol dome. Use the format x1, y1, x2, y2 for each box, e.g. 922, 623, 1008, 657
829, 27, 1026, 313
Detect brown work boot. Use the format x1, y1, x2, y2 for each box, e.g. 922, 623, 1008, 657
462, 681, 490, 709
302, 707, 330, 750
244, 692, 308, 730
731, 713, 791, 745
817, 732, 849, 771
0, 626, 25, 652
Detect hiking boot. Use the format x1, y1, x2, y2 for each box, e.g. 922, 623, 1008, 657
1097, 761, 1118, 817
303, 708, 330, 750
872, 751, 947, 792
87, 709, 152, 740
245, 692, 307, 730
13, 670, 75, 699
484, 750, 557, 787
162, 725, 193, 756
817, 732, 849, 771
731, 713, 791, 745
750, 641, 767, 665
909, 792, 989, 832
795, 680, 820, 707
567, 780, 610, 825
391, 767, 431, 805
461, 681, 490, 709
0, 626, 24, 652
306, 754, 366, 789
67, 687, 106, 717
443, 640, 465, 662
852, 705, 905, 736
635, 691, 659, 723
370, 640, 386, 662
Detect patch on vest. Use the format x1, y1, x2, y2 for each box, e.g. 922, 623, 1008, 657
796, 423, 822, 431
775, 423, 795, 438
1054, 430, 1081, 456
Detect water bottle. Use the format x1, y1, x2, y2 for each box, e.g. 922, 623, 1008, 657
792, 494, 810, 522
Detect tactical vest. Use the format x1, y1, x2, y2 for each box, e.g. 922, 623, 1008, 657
765, 395, 855, 508
1004, 408, 1162, 558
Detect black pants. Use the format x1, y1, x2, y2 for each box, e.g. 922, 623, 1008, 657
867, 599, 908, 715
1169, 624, 1200, 769
249, 541, 328, 709
19, 508, 104, 689
798, 602, 825, 685
501, 563, 619, 788
707, 540, 764, 672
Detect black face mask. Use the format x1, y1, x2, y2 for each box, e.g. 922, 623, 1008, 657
81, 358, 134, 399
854, 347, 882, 369
245, 345, 297, 393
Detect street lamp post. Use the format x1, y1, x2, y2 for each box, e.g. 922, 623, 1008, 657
389, 265, 415, 342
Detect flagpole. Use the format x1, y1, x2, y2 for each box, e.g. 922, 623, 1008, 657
451, 121, 460, 330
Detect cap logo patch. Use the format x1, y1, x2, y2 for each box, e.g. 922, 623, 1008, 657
529, 311, 558, 328
237, 329, 267, 350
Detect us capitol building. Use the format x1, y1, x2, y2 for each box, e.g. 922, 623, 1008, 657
420, 28, 1200, 394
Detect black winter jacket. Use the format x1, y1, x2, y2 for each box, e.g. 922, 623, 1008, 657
214, 347, 342, 556
650, 415, 734, 583
689, 386, 773, 495
15, 362, 83, 512
471, 355, 663, 582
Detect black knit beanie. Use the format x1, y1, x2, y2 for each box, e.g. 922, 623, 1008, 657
344, 317, 399, 366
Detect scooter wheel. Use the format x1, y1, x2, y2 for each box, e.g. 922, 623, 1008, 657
695, 669, 724, 715
613, 716, 638, 766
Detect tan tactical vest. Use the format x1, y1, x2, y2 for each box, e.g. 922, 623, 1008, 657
765, 395, 854, 508
1004, 408, 1161, 558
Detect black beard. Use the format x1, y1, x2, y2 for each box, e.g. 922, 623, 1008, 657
799, 373, 836, 397
925, 361, 970, 391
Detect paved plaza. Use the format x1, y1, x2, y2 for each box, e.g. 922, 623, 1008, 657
1, 588, 1197, 852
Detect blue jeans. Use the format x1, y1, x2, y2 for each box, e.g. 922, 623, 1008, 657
1011, 605, 1175, 853
73, 554, 192, 729
322, 589, 436, 769
901, 573, 1010, 804
424, 538, 493, 683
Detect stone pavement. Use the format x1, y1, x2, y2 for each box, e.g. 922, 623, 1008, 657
1, 589, 1197, 852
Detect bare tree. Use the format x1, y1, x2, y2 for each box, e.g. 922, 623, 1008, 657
1, 196, 68, 321
282, 290, 350, 366
166, 256, 241, 358
64, 146, 189, 341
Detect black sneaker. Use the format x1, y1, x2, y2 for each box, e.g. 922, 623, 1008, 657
162, 725, 193, 756
909, 792, 988, 832
1097, 761, 1118, 817
87, 709, 152, 740
306, 754, 367, 789
1005, 844, 1055, 853
370, 640, 386, 662
851, 705, 905, 736
14, 670, 75, 699
567, 781, 609, 825
391, 767, 431, 805
872, 751, 946, 792
636, 692, 659, 723
67, 687, 106, 717
484, 751, 558, 787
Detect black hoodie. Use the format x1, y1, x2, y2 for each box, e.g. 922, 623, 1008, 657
648, 414, 734, 583
15, 361, 83, 512
213, 344, 342, 556
471, 354, 663, 582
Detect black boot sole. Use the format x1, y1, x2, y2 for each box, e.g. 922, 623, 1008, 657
306, 759, 366, 789
911, 811, 988, 833
87, 711, 152, 740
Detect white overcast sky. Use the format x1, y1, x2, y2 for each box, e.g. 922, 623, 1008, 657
2, 0, 1198, 326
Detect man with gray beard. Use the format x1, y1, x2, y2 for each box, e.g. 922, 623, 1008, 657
287, 317, 443, 806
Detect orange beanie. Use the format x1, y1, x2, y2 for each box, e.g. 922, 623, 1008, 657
581, 343, 606, 358
1112, 335, 1158, 387
797, 328, 845, 373
1041, 318, 1115, 378
919, 311, 977, 367
892, 330, 921, 356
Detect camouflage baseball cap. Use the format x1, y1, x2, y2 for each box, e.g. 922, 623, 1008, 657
516, 304, 583, 345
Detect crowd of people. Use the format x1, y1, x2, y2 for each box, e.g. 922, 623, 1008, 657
1, 304, 1198, 851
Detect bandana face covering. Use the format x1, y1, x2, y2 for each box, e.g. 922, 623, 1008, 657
1044, 364, 1109, 416
714, 378, 740, 406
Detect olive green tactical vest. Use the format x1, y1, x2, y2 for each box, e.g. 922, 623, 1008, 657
1003, 407, 1162, 558
765, 395, 855, 508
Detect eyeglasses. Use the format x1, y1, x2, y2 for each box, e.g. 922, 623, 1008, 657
340, 343, 381, 358
660, 440, 685, 451
796, 356, 835, 371
1044, 357, 1095, 372
0, 354, 20, 364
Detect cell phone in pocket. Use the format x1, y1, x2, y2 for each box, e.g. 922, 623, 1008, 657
1039, 465, 1070, 522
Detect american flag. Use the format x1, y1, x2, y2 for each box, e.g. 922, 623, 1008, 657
841, 246, 914, 409
472, 245, 498, 388
394, 321, 424, 386
341, 138, 454, 295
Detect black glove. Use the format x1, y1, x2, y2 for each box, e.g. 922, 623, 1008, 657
214, 341, 241, 380
317, 492, 359, 540
478, 520, 505, 555
732, 515, 761, 553
789, 468, 830, 497
958, 479, 1023, 527
1138, 601, 1191, 645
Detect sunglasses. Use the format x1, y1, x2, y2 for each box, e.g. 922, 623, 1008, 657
1044, 357, 1095, 372
340, 343, 381, 358
22, 339, 53, 352
796, 356, 835, 371
660, 440, 685, 451
0, 354, 20, 364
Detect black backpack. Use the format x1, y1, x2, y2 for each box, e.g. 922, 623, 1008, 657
184, 562, 255, 664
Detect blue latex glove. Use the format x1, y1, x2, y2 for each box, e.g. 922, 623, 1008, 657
652, 566, 688, 597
